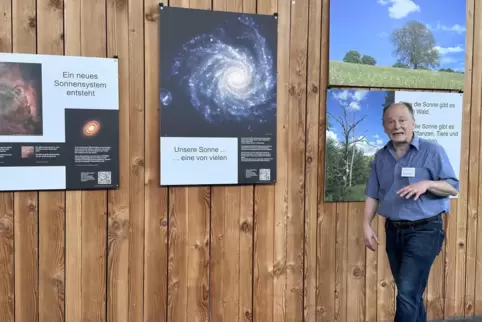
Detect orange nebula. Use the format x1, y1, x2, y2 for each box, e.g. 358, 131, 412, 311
83, 120, 101, 136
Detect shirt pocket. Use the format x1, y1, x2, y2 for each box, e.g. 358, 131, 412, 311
408, 167, 432, 184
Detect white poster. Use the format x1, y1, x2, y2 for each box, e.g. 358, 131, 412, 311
395, 91, 463, 183
0, 52, 120, 191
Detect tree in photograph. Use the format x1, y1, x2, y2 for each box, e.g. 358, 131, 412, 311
327, 106, 369, 191
343, 50, 362, 63
390, 20, 440, 69
342, 50, 377, 66
361, 55, 376, 65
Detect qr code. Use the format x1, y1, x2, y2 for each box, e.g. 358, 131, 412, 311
98, 171, 112, 185
259, 168, 270, 181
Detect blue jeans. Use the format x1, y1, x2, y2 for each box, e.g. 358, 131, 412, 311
385, 214, 445, 322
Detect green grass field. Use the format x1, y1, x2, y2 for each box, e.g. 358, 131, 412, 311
329, 60, 465, 91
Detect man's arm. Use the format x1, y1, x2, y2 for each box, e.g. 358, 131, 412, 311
364, 155, 380, 225
363, 196, 379, 227
428, 144, 459, 197
427, 179, 458, 197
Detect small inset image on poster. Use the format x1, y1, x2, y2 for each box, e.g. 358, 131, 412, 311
0, 62, 43, 135
159, 6, 278, 186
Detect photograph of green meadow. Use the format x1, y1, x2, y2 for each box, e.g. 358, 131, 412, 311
329, 0, 466, 91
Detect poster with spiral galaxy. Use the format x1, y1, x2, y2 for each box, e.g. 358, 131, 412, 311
159, 6, 278, 186
0, 52, 120, 191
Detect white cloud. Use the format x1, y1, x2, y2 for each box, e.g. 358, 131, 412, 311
377, 32, 388, 38
349, 102, 361, 111
433, 45, 464, 55
441, 57, 457, 64
332, 90, 369, 111
353, 136, 386, 156
378, 0, 420, 19
326, 130, 338, 142
353, 90, 368, 101
437, 23, 466, 34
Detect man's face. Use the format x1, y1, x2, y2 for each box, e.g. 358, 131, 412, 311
383, 103, 415, 144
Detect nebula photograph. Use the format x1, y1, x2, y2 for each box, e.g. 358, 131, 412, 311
159, 6, 278, 138
0, 62, 43, 136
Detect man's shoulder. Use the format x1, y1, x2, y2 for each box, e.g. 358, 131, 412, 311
418, 137, 445, 153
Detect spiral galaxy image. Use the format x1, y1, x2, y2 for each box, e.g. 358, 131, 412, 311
160, 7, 277, 137
82, 120, 101, 137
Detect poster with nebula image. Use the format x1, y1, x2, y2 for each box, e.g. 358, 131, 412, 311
159, 6, 278, 186
0, 52, 119, 191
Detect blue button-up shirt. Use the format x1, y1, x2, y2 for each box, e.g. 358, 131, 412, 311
365, 135, 459, 221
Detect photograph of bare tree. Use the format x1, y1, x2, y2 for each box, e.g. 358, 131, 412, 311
329, 0, 466, 90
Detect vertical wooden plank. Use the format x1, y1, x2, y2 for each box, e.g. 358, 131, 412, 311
316, 0, 337, 320
238, 8, 256, 322
209, 1, 254, 322
253, 0, 277, 318
304, 0, 321, 320
263, 0, 289, 321
209, 0, 230, 317
334, 203, 348, 322
127, 0, 146, 318
164, 2, 189, 322
465, 0, 478, 316
166, 0, 211, 320
426, 213, 446, 319
143, 0, 169, 321
63, 0, 82, 320
38, 193, 65, 322
286, 0, 309, 322
365, 213, 378, 322
0, 1, 13, 314
444, 0, 474, 318
239, 183, 254, 322
13, 190, 38, 322
469, 0, 482, 316
0, 194, 14, 322
377, 215, 395, 321
346, 203, 365, 321
80, 0, 108, 320
106, 0, 129, 320
35, 0, 65, 321
10, 0, 39, 321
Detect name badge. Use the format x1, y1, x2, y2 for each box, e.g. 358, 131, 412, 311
401, 167, 415, 177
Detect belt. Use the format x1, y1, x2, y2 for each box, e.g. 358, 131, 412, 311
387, 212, 444, 228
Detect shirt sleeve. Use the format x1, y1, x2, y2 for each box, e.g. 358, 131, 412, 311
365, 154, 380, 200
431, 144, 460, 192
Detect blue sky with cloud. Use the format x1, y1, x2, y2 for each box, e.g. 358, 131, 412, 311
330, 0, 466, 71
326, 89, 390, 156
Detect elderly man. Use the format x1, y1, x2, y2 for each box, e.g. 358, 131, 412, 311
363, 102, 459, 322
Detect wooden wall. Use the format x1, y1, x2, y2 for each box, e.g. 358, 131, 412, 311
0, 0, 478, 321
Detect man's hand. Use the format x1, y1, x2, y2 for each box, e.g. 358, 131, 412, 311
363, 222, 379, 251
397, 180, 431, 200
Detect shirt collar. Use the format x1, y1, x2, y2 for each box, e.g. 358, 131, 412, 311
384, 134, 420, 151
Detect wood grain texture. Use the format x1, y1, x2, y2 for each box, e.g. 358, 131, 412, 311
1, 0, 480, 321
106, 0, 130, 320
64, 1, 82, 321
143, 0, 169, 321
11, 1, 39, 322
37, 1, 65, 321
